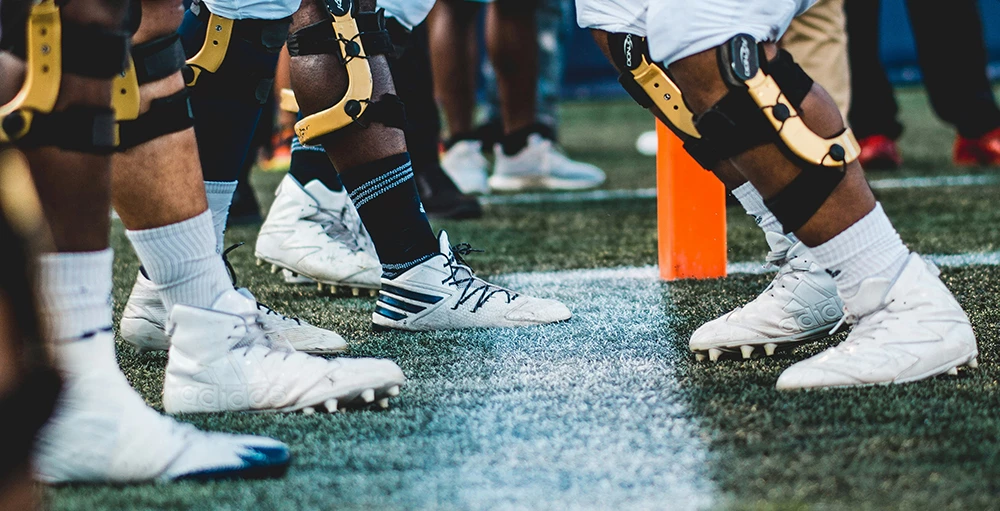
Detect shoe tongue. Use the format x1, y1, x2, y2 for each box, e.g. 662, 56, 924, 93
437, 230, 453, 257
303, 179, 346, 208
211, 288, 257, 316
764, 231, 794, 252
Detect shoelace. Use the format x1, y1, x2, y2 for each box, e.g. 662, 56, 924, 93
442, 243, 518, 313
222, 243, 302, 327
828, 298, 895, 346
308, 203, 365, 252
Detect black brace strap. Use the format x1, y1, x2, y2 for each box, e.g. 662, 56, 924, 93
132, 33, 186, 84
117, 88, 194, 151
6, 106, 118, 154
356, 93, 406, 130
5, 22, 128, 79
190, 0, 290, 52
764, 164, 845, 233
287, 9, 392, 59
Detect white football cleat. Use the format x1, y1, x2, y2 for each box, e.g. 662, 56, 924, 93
690, 232, 844, 361
372, 231, 572, 331
489, 134, 606, 192
255, 175, 381, 295
164, 288, 405, 413
34, 331, 290, 483
776, 254, 979, 390
119, 271, 348, 354
440, 139, 489, 195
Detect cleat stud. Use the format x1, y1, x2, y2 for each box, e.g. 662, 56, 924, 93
303, 407, 316, 415
369, 289, 378, 297
324, 399, 338, 412
387, 385, 400, 397
968, 358, 979, 369
764, 343, 777, 356
352, 287, 360, 297
377, 398, 389, 409
270, 264, 279, 274
947, 367, 959, 376
256, 258, 263, 266
708, 348, 722, 362
329, 286, 337, 295
695, 353, 706, 362
361, 388, 375, 403
740, 345, 754, 359
317, 283, 324, 291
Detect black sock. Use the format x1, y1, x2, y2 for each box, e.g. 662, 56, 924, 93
288, 149, 343, 191
500, 122, 556, 155
339, 153, 439, 277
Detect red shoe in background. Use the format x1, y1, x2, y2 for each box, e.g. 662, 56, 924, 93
857, 134, 902, 170
953, 127, 1000, 166
261, 127, 294, 171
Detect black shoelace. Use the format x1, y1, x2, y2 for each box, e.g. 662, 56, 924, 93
442, 243, 518, 313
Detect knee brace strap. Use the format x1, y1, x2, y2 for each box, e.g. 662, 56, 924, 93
133, 33, 187, 85
117, 88, 195, 151
0, 0, 119, 153
183, 0, 290, 104
285, 1, 400, 145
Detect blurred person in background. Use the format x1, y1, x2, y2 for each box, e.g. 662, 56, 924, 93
429, 0, 606, 194
846, 0, 1000, 169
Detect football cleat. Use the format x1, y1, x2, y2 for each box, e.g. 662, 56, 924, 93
776, 254, 979, 390
119, 271, 348, 354
953, 126, 1000, 166
34, 331, 290, 483
690, 232, 843, 361
163, 289, 406, 413
255, 175, 381, 295
857, 134, 902, 171
372, 231, 572, 331
489, 134, 606, 192
440, 140, 490, 195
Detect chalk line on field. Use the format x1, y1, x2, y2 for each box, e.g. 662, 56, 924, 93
480, 173, 1000, 206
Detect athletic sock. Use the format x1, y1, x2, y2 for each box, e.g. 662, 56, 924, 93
731, 182, 797, 241
338, 152, 438, 277
204, 180, 237, 254
125, 210, 233, 311
37, 249, 114, 341
807, 202, 909, 302
500, 122, 556, 155
289, 141, 343, 191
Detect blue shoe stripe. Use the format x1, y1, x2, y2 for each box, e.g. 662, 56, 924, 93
378, 296, 426, 313
375, 305, 408, 321
381, 284, 444, 304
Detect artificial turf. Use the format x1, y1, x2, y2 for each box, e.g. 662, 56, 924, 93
46, 90, 1000, 510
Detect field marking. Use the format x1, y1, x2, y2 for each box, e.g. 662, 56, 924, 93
502, 249, 1000, 282
480, 173, 1000, 206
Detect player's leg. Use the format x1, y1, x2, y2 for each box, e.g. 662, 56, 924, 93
111, 0, 405, 411
590, 28, 842, 360
653, 0, 977, 388
485, 0, 605, 192
0, 0, 290, 481
114, 0, 355, 356
286, 0, 571, 330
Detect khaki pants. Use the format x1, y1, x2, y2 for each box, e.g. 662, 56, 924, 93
780, 0, 851, 120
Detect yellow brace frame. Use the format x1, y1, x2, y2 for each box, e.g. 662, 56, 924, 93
0, 0, 62, 144
185, 13, 234, 87
744, 69, 861, 167
112, 57, 141, 121
290, 10, 374, 145
630, 54, 700, 139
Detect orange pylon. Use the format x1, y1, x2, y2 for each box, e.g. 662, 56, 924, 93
655, 121, 727, 280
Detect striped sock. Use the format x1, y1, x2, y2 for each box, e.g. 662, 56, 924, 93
37, 249, 114, 341
339, 152, 438, 278
125, 209, 233, 311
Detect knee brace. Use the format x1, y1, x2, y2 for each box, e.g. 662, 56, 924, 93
695, 34, 862, 232
0, 0, 128, 153
283, 0, 405, 145
181, 0, 291, 104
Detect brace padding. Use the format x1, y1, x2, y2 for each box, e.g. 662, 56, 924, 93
132, 33, 186, 84
6, 106, 118, 154
117, 89, 195, 150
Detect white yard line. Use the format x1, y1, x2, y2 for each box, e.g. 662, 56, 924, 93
480, 173, 1000, 206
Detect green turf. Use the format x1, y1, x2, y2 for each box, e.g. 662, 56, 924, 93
47, 92, 1000, 510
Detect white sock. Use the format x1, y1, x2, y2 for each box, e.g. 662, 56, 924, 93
37, 249, 114, 341
808, 203, 909, 301
731, 182, 796, 241
204, 180, 237, 254
125, 209, 232, 311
